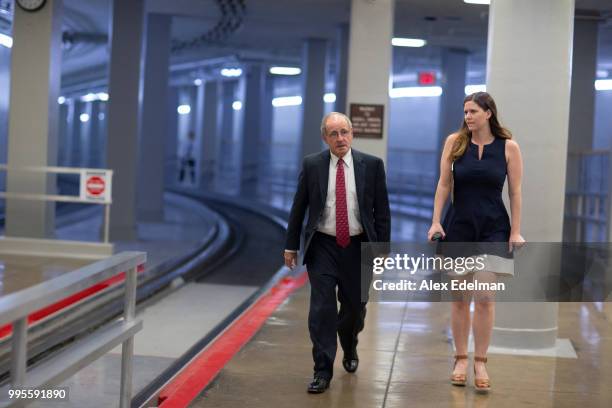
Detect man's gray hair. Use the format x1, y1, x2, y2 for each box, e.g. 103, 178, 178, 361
320, 112, 353, 136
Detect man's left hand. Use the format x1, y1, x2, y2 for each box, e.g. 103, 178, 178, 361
284, 251, 298, 269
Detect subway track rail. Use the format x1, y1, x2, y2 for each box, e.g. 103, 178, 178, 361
133, 193, 290, 407
0, 193, 289, 400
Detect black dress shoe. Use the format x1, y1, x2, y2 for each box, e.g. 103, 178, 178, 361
343, 349, 359, 373
342, 357, 359, 373
307, 377, 330, 394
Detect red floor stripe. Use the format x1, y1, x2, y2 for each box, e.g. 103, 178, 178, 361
0, 263, 145, 339
157, 271, 308, 408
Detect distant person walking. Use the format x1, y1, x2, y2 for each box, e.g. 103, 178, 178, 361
179, 131, 196, 184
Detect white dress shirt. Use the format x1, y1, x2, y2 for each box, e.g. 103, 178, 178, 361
317, 149, 363, 237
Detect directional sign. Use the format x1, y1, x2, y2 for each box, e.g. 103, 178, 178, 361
80, 170, 112, 203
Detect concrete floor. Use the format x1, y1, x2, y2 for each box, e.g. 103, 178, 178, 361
192, 285, 612, 408
0, 254, 90, 296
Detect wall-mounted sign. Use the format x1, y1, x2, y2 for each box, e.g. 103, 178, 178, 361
349, 104, 384, 139
418, 71, 436, 85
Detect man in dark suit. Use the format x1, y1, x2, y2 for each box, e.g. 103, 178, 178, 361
284, 112, 391, 393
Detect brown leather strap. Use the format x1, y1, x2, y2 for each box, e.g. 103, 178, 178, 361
475, 378, 491, 388
474, 356, 488, 363
454, 354, 468, 360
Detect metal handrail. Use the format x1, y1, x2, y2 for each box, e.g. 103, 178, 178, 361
0, 251, 146, 408
564, 149, 611, 242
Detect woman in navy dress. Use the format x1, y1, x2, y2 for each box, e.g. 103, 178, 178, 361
428, 92, 525, 393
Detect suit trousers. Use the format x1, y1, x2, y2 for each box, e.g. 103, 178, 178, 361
305, 232, 367, 380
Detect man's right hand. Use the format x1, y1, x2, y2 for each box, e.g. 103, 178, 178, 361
284, 251, 298, 269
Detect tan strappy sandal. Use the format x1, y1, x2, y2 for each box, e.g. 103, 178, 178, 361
451, 354, 468, 386
474, 356, 491, 392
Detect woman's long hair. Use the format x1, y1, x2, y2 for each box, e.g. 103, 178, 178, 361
449, 92, 512, 162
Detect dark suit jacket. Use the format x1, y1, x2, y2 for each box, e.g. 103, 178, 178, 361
285, 149, 391, 264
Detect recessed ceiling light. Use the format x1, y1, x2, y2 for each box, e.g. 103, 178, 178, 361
177, 105, 191, 115
221, 68, 242, 77
272, 96, 303, 107
391, 38, 427, 48
269, 67, 301, 76
463, 0, 490, 5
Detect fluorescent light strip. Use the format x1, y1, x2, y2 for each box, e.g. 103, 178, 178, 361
595, 80, 612, 91
391, 38, 427, 48
389, 86, 442, 98
464, 0, 490, 5
272, 96, 302, 107
79, 92, 108, 102
465, 82, 612, 93
80, 93, 97, 102
465, 84, 487, 94
221, 68, 242, 77
274, 88, 445, 106
269, 67, 301, 76
0, 33, 12, 48
219, 80, 612, 111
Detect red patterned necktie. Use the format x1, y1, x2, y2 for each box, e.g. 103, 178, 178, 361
335, 158, 350, 248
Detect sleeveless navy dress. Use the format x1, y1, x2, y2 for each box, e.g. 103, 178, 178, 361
441, 137, 513, 270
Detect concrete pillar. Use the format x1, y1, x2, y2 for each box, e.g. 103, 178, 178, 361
176, 86, 197, 185
165, 86, 178, 186
437, 48, 468, 180
346, 0, 393, 163
564, 16, 600, 242
6, 0, 63, 238
98, 103, 108, 167
69, 100, 84, 167
137, 13, 171, 221
259, 73, 274, 180
78, 101, 92, 167
335, 23, 350, 115
57, 102, 69, 167
486, 0, 574, 349
237, 63, 264, 195
299, 39, 327, 160
193, 82, 205, 186
0, 43, 9, 183
198, 80, 219, 189
106, 0, 145, 240
89, 101, 103, 168
216, 80, 236, 190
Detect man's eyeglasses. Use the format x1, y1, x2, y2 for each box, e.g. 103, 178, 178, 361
327, 129, 351, 139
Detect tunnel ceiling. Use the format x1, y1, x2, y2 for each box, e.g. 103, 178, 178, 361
46, 0, 612, 84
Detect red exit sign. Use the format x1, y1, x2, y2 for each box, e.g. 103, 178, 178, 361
418, 72, 436, 85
